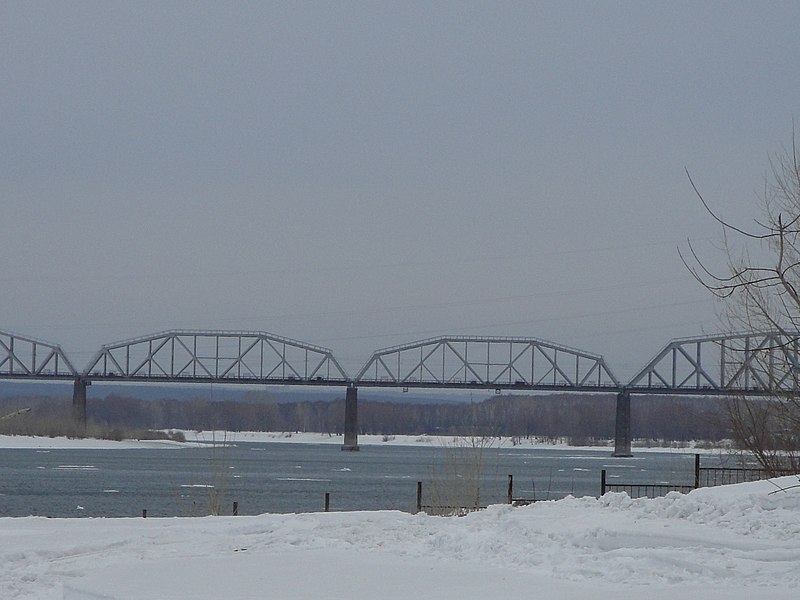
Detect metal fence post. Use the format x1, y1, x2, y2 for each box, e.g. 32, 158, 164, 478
694, 453, 701, 489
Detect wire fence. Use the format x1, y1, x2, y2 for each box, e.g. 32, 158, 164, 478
601, 454, 796, 499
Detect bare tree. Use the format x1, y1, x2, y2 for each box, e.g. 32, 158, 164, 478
682, 131, 800, 474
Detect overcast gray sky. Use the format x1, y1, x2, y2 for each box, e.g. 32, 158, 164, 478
2, 1, 799, 380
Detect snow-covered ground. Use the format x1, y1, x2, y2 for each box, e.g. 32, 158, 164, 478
0, 435, 194, 450
0, 431, 727, 453
183, 430, 726, 453
1, 476, 798, 599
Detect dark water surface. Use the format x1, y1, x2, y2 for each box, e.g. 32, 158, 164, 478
0, 442, 728, 517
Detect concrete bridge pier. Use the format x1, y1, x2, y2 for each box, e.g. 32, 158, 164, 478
612, 388, 632, 457
342, 385, 359, 451
72, 378, 90, 425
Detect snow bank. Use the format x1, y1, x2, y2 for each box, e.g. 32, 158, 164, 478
1, 476, 797, 599
183, 430, 723, 453
0, 435, 194, 450
0, 431, 727, 453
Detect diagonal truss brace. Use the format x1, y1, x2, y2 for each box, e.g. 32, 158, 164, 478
627, 331, 800, 394
0, 329, 78, 378
355, 335, 619, 389
83, 330, 349, 382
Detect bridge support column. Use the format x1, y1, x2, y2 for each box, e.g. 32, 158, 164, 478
72, 378, 90, 426
612, 389, 632, 457
342, 385, 359, 451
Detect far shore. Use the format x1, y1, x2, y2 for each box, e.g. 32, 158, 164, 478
0, 431, 732, 454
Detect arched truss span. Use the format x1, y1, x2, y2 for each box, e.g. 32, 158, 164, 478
355, 336, 619, 389
0, 330, 77, 378
83, 330, 349, 383
628, 331, 800, 394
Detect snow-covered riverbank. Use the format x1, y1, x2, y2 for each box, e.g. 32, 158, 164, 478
0, 435, 192, 450
1, 476, 798, 599
181, 430, 727, 454
0, 431, 728, 453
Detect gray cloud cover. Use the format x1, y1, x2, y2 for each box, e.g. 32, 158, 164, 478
2, 1, 799, 378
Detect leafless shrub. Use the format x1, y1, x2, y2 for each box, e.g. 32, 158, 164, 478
425, 435, 496, 516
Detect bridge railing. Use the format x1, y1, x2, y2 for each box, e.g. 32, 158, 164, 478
82, 330, 350, 383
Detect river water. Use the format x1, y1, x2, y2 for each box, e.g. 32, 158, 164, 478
0, 442, 730, 517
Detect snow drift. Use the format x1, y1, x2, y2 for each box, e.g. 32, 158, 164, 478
1, 476, 797, 599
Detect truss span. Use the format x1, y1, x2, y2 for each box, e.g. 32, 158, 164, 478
83, 330, 349, 384
627, 331, 800, 394
355, 335, 619, 390
0, 329, 78, 379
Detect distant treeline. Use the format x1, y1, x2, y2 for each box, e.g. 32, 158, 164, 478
0, 391, 729, 443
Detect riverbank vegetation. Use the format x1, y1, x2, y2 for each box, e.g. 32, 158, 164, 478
0, 392, 727, 446
0, 400, 185, 442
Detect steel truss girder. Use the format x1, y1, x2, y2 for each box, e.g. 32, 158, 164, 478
627, 331, 800, 394
83, 330, 349, 383
355, 335, 619, 389
0, 329, 78, 379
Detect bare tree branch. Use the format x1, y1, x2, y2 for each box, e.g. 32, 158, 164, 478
686, 168, 772, 239
686, 129, 800, 472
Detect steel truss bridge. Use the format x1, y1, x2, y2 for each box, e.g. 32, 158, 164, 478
3, 328, 800, 456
